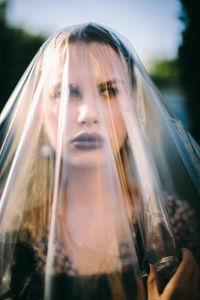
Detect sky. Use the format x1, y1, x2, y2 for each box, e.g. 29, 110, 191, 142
6, 0, 184, 66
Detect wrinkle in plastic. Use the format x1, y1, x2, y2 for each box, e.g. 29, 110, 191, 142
0, 23, 199, 299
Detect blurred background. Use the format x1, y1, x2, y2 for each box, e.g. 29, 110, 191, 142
0, 0, 200, 143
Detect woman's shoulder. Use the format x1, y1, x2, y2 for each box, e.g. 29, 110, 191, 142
12, 232, 77, 276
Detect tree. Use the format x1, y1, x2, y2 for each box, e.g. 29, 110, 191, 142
178, 0, 200, 143
0, 0, 45, 112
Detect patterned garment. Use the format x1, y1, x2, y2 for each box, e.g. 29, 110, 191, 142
165, 195, 200, 263
27, 194, 200, 275
1, 195, 199, 299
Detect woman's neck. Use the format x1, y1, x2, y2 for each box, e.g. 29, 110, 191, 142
58, 164, 120, 238
64, 164, 115, 209
57, 164, 129, 275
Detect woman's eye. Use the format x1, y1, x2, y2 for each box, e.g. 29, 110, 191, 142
54, 89, 62, 98
100, 87, 118, 98
69, 85, 80, 98
53, 85, 80, 99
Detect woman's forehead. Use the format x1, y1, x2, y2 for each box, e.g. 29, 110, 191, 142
70, 42, 123, 77
47, 42, 125, 85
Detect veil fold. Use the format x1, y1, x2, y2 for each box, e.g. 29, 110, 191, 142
0, 23, 199, 299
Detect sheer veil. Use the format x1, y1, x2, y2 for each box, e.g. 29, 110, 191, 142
0, 23, 199, 299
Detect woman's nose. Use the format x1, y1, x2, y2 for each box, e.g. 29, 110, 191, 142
78, 103, 98, 125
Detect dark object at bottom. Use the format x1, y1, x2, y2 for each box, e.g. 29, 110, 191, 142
155, 256, 179, 292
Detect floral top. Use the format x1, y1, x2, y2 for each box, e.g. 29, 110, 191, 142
165, 195, 200, 262
0, 195, 199, 300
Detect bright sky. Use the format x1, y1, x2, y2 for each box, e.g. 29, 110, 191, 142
6, 0, 184, 65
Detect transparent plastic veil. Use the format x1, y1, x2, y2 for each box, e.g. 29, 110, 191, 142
0, 23, 200, 299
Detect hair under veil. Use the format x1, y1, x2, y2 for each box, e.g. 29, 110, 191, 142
0, 23, 200, 300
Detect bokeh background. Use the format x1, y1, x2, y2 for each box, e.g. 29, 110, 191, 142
0, 0, 200, 143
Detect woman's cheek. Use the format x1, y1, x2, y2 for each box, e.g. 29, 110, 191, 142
105, 110, 126, 151
116, 116, 126, 148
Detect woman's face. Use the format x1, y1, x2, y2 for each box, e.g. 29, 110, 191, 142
44, 42, 129, 168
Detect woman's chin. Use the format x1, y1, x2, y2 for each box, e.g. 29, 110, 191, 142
62, 150, 107, 170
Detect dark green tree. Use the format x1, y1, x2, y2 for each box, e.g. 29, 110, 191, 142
0, 0, 45, 112
178, 0, 200, 143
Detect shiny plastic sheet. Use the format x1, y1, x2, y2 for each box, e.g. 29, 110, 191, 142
0, 23, 200, 300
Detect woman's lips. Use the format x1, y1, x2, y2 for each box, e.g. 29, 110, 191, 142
71, 133, 105, 150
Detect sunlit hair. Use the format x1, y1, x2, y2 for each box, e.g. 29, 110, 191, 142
18, 23, 139, 242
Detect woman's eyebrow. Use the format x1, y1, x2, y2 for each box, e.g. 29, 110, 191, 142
98, 79, 125, 88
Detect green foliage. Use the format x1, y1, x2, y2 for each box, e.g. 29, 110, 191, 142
149, 59, 180, 86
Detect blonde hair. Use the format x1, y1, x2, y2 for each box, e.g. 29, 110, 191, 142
18, 130, 54, 242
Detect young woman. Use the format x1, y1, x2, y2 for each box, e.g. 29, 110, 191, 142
0, 23, 199, 300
